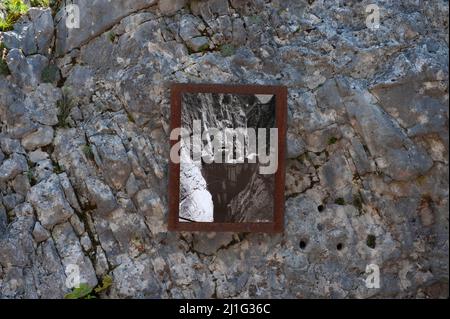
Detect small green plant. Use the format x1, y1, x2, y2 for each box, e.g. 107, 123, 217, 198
0, 0, 29, 31
41, 63, 60, 83
64, 275, 113, 299
30, 0, 50, 7
108, 31, 116, 43
94, 275, 113, 294
82, 144, 94, 160
53, 162, 64, 174
49, 0, 62, 14
327, 136, 338, 145
220, 43, 235, 57
64, 283, 94, 299
366, 234, 376, 249
57, 87, 75, 128
0, 19, 11, 32
25, 170, 36, 186
416, 175, 427, 185
127, 112, 135, 123
352, 193, 363, 211
334, 197, 345, 205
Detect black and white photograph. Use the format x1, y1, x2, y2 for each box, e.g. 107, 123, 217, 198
179, 92, 277, 224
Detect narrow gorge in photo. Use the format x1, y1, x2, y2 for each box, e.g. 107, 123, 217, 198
179, 92, 276, 223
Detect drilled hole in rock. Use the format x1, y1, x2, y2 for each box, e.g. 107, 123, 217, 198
317, 205, 324, 212
299, 240, 307, 249
336, 243, 343, 251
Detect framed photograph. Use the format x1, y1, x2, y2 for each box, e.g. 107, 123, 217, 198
168, 83, 287, 233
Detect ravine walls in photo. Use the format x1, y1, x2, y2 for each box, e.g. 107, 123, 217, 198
179, 92, 275, 223
0, 0, 448, 298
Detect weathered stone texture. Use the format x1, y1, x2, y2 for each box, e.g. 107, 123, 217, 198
0, 0, 448, 299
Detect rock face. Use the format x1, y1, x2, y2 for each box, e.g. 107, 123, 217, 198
1, 8, 53, 56
27, 174, 74, 230
0, 1, 448, 299
55, 0, 158, 55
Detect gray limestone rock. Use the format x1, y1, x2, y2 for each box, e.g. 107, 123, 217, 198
28, 149, 49, 163
85, 177, 118, 215
25, 84, 61, 126
88, 134, 131, 190
27, 174, 74, 230
12, 173, 31, 196
186, 36, 209, 53
0, 153, 28, 182
32, 221, 50, 243
1, 8, 53, 56
58, 173, 82, 213
6, 49, 48, 89
21, 125, 54, 150
135, 188, 166, 235
33, 159, 53, 182
0, 203, 7, 235
52, 222, 98, 288
344, 89, 434, 181
0, 137, 25, 155
55, 0, 158, 55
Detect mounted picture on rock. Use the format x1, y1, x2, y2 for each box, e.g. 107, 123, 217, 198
169, 84, 287, 232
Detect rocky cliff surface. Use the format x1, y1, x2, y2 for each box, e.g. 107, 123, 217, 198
0, 0, 448, 298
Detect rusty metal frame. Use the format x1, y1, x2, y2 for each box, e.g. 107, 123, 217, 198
168, 83, 287, 233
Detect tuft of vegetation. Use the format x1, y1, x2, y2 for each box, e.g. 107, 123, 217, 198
82, 144, 94, 160
41, 63, 60, 83
293, 25, 301, 33
220, 43, 235, 57
57, 87, 75, 128
25, 170, 36, 186
64, 275, 113, 299
53, 162, 64, 174
0, 0, 29, 31
334, 197, 345, 205
366, 234, 376, 249
0, 42, 9, 76
0, 56, 8, 75
416, 175, 427, 185
199, 42, 209, 53
94, 275, 113, 294
108, 31, 116, 43
0, 0, 53, 32
327, 136, 338, 145
352, 193, 363, 212
64, 283, 94, 299
30, 0, 50, 7
49, 0, 62, 14
127, 112, 135, 123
